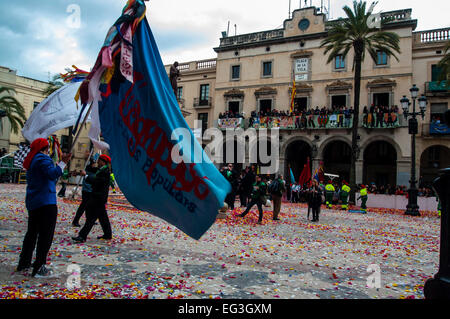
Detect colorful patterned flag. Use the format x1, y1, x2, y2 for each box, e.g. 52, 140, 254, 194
87, 8, 231, 240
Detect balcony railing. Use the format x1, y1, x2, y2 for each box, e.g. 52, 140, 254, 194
215, 112, 405, 131
326, 9, 412, 30
219, 29, 284, 47
217, 118, 245, 130
362, 112, 401, 129
176, 58, 217, 73
194, 97, 212, 108
414, 28, 450, 44
426, 81, 450, 93
430, 122, 450, 135
249, 114, 354, 130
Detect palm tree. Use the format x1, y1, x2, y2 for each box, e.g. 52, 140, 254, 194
437, 40, 450, 82
43, 74, 65, 97
320, 0, 401, 202
0, 86, 27, 135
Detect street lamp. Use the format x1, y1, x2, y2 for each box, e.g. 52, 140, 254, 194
401, 84, 427, 216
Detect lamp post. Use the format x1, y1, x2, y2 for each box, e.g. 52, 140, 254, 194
401, 84, 427, 216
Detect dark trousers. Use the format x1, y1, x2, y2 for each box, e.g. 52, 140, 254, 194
78, 199, 112, 240
239, 192, 248, 207
72, 191, 91, 225
272, 194, 282, 219
18, 205, 58, 271
58, 183, 66, 197
312, 206, 320, 221
241, 198, 264, 222
225, 191, 235, 210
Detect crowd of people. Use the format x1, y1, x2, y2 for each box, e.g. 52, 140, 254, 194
12, 136, 438, 279
15, 138, 115, 278
365, 183, 436, 197
249, 106, 355, 129
219, 104, 401, 130
362, 105, 400, 128
218, 111, 245, 119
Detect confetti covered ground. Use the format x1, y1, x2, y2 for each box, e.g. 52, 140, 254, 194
0, 184, 440, 299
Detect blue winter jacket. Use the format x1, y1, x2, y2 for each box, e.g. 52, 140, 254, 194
25, 153, 63, 211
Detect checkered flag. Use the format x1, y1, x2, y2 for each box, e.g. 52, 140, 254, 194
14, 144, 31, 169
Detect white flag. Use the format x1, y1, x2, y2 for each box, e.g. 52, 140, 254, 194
22, 82, 90, 143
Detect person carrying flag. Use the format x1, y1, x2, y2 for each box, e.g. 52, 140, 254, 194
325, 180, 335, 209
72, 155, 113, 243
358, 185, 369, 213
16, 138, 72, 277
340, 181, 351, 211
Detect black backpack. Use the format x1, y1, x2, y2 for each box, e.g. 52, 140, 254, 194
268, 179, 280, 194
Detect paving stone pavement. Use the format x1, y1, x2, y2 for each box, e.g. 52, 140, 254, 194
0, 184, 440, 299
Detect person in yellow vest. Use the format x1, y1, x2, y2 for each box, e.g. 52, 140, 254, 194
358, 185, 368, 213
340, 181, 351, 211
325, 180, 335, 209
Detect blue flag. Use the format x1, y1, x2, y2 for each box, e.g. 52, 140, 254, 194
98, 19, 231, 240
290, 168, 295, 185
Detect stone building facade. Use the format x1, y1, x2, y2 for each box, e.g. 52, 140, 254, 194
0, 66, 91, 173
169, 6, 450, 187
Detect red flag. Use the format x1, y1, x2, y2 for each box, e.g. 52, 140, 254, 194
298, 158, 311, 186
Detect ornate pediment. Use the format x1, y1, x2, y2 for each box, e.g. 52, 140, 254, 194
290, 50, 314, 58
326, 80, 353, 91
289, 82, 313, 94
254, 86, 278, 96
367, 78, 397, 88
224, 88, 245, 98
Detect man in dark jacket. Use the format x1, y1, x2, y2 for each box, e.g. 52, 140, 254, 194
72, 155, 112, 243
16, 138, 72, 277
269, 175, 286, 221
308, 180, 323, 222
223, 164, 238, 210
72, 159, 97, 227
238, 175, 267, 224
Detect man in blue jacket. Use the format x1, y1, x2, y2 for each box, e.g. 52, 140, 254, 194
16, 138, 72, 277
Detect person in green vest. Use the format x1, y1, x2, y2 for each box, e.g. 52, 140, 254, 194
358, 184, 368, 213
437, 198, 441, 217
110, 172, 117, 194
340, 181, 351, 211
238, 175, 268, 224
57, 167, 70, 198
325, 180, 335, 209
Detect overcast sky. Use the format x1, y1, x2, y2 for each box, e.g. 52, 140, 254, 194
0, 0, 448, 82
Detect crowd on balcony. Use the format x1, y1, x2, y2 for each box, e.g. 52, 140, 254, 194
248, 105, 355, 129
362, 105, 400, 128
218, 111, 245, 119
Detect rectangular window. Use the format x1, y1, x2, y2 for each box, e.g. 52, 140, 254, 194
262, 61, 272, 77
60, 135, 70, 152
335, 55, 345, 69
431, 65, 443, 82
231, 65, 240, 80
198, 113, 209, 132
199, 84, 210, 106
376, 51, 388, 65
177, 87, 183, 100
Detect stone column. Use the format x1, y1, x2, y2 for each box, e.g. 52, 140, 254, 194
356, 159, 364, 185
397, 158, 412, 187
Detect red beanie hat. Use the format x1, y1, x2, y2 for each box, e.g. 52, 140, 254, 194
23, 138, 49, 170
99, 154, 111, 164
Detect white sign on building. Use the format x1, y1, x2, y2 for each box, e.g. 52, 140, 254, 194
295, 58, 309, 81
